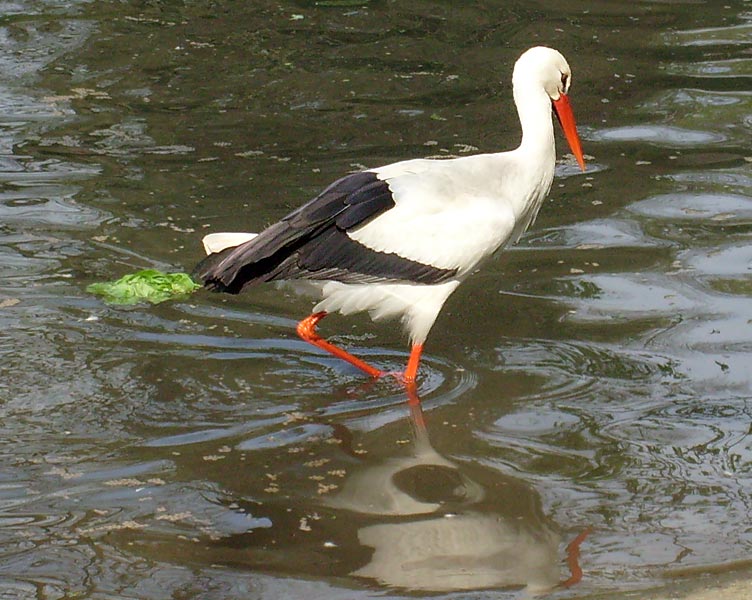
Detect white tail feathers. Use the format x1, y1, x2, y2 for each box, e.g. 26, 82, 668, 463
202, 232, 258, 255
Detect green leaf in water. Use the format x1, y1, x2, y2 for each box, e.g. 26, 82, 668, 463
87, 269, 201, 305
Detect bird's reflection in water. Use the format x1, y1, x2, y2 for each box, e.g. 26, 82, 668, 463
326, 387, 586, 592
116, 386, 588, 593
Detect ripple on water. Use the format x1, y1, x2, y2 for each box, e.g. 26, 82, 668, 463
65, 297, 479, 454
519, 216, 665, 258
680, 242, 752, 278
586, 124, 725, 146
557, 272, 702, 321
497, 338, 664, 394
0, 192, 106, 228
667, 166, 752, 192
667, 58, 752, 79
637, 89, 752, 146
0, 6, 91, 80
482, 340, 752, 575
628, 192, 752, 221
595, 397, 752, 535
663, 22, 752, 47
3, 290, 488, 594
471, 312, 706, 494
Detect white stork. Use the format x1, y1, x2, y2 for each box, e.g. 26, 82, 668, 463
194, 46, 586, 385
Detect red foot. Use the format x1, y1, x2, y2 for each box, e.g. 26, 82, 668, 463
296, 311, 327, 340
296, 314, 426, 394
296, 312, 384, 378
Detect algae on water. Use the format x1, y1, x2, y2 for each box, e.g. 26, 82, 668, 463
87, 269, 200, 305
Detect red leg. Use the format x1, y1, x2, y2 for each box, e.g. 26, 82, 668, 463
403, 343, 424, 384
296, 312, 383, 378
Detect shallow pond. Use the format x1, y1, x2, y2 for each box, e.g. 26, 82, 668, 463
1, 1, 752, 598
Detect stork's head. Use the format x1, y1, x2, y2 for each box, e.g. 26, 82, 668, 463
513, 46, 586, 171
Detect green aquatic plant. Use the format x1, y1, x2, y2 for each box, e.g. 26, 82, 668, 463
87, 269, 200, 305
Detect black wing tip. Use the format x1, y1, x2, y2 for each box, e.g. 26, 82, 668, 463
192, 248, 266, 295
192, 250, 238, 294
191, 271, 245, 295
200, 277, 234, 294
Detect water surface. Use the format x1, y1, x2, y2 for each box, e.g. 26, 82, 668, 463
1, 1, 752, 598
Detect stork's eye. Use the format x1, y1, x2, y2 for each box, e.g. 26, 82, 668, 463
561, 73, 569, 89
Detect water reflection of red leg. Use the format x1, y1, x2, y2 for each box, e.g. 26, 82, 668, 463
297, 311, 384, 378
560, 527, 592, 588
404, 381, 427, 433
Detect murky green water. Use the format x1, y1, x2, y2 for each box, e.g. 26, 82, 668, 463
2, 1, 751, 598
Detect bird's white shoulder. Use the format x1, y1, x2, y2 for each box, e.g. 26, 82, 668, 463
368, 157, 436, 181
348, 154, 524, 273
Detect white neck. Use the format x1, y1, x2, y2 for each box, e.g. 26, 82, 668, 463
514, 84, 556, 168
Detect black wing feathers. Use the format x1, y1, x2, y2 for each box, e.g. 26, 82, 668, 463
334, 179, 395, 229
285, 171, 380, 227
194, 170, 457, 293
295, 229, 455, 284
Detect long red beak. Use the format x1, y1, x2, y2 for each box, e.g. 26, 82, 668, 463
552, 93, 586, 172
